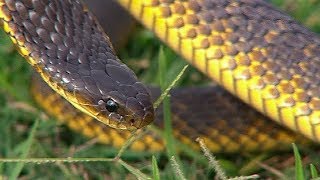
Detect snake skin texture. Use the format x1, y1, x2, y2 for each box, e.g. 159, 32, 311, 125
0, 0, 154, 129
117, 0, 320, 141
32, 74, 310, 152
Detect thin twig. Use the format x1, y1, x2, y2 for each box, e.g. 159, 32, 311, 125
68, 138, 99, 156
114, 128, 148, 160
0, 158, 114, 163
153, 65, 188, 109
256, 161, 287, 179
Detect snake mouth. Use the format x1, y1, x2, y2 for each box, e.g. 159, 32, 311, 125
124, 110, 154, 130
105, 110, 154, 130
136, 111, 154, 128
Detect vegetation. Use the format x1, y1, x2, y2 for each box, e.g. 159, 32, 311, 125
0, 0, 320, 179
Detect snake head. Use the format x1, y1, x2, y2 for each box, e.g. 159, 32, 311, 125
95, 80, 155, 130
70, 58, 154, 130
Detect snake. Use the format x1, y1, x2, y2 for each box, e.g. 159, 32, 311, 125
0, 0, 319, 153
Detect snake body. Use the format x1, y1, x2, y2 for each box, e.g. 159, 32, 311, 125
0, 0, 154, 130
1, 0, 320, 152
116, 0, 320, 141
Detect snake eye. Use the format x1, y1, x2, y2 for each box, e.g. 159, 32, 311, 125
105, 99, 118, 112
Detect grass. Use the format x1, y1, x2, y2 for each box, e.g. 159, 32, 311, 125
0, 0, 320, 179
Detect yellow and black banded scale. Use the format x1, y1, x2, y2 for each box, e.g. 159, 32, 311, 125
0, 0, 319, 152
117, 0, 320, 140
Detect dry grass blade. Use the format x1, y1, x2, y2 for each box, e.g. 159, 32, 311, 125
196, 138, 259, 180
196, 138, 227, 180
0, 158, 114, 164
227, 175, 260, 180
118, 159, 151, 180
153, 64, 188, 109
114, 129, 148, 159
170, 156, 186, 180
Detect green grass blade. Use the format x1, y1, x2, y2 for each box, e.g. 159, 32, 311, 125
158, 47, 176, 158
153, 64, 188, 109
153, 47, 188, 109
292, 143, 304, 180
158, 46, 186, 178
9, 119, 39, 180
159, 46, 168, 91
152, 156, 160, 180
163, 95, 175, 157
310, 164, 318, 179
118, 159, 151, 180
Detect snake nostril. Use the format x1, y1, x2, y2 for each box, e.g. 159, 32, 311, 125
130, 119, 135, 125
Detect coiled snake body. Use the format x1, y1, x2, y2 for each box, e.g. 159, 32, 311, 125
1, 0, 320, 152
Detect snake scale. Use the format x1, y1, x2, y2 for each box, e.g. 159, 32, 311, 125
1, 0, 319, 153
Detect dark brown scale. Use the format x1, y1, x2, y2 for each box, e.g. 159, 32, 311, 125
185, 14, 199, 25
210, 21, 225, 32
5, 0, 16, 11
150, 0, 160, 6
50, 33, 62, 45
186, 28, 197, 38
224, 32, 239, 43
225, 3, 242, 16
32, 0, 45, 16
199, 11, 213, 23
249, 50, 265, 62
209, 35, 224, 45
29, 11, 41, 26
41, 16, 54, 31
295, 92, 310, 103
1, 5, 12, 21
15, 1, 28, 19
160, 6, 171, 17
173, 17, 184, 28
234, 41, 252, 53
45, 4, 56, 21
15, 32, 25, 43
11, 12, 23, 25
236, 54, 250, 66
250, 65, 265, 76
36, 28, 50, 42
224, 58, 236, 70
46, 48, 57, 58
222, 45, 238, 56
212, 8, 229, 19
188, 0, 201, 12
263, 74, 279, 85
197, 25, 211, 36
310, 100, 320, 110
265, 87, 280, 99
8, 20, 19, 33
200, 38, 210, 49
160, 0, 173, 4
172, 3, 185, 14
21, 0, 33, 9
